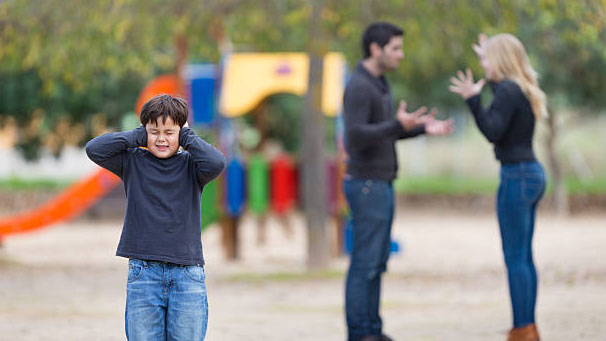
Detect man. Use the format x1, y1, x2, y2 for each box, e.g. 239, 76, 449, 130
343, 22, 453, 341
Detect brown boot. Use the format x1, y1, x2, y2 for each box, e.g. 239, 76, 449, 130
507, 323, 540, 341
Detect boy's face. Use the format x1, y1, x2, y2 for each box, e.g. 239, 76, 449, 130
145, 116, 181, 159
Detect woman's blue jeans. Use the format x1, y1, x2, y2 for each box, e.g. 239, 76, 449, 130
344, 179, 394, 340
125, 259, 208, 340
497, 161, 546, 328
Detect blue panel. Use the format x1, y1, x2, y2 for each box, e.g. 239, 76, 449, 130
226, 158, 246, 217
186, 64, 217, 125
190, 77, 215, 124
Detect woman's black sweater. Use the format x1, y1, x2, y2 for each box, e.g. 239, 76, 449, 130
465, 79, 537, 164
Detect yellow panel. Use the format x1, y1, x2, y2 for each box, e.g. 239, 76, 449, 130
220, 53, 309, 117
219, 52, 346, 117
322, 52, 347, 117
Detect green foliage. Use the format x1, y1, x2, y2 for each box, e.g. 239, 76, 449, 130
324, 0, 606, 110
264, 95, 303, 153
0, 0, 604, 160
0, 70, 146, 160
239, 94, 337, 155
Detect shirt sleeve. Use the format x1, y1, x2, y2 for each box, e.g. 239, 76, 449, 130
85, 126, 147, 178
343, 83, 403, 150
179, 127, 227, 187
398, 125, 426, 139
465, 85, 517, 143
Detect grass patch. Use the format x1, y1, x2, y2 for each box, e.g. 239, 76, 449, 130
2, 176, 606, 195
0, 177, 72, 191
394, 176, 497, 194
226, 270, 345, 283
562, 177, 606, 195
395, 176, 606, 195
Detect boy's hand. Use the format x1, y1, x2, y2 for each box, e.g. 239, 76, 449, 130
179, 122, 189, 148
136, 125, 148, 147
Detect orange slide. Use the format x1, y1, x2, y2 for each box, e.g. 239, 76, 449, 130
0, 74, 180, 237
0, 169, 120, 236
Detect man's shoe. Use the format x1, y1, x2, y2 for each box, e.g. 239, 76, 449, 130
360, 336, 380, 341
360, 333, 395, 341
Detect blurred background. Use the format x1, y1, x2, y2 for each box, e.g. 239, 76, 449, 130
1, 0, 604, 211
0, 1, 605, 340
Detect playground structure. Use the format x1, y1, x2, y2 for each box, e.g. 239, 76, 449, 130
0, 52, 349, 258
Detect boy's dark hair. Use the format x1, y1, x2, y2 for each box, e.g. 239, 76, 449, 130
362, 22, 404, 58
140, 94, 189, 127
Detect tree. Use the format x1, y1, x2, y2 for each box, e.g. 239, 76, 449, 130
0, 0, 235, 158
302, 0, 330, 269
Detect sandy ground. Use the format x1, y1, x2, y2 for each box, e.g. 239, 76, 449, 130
1, 209, 605, 341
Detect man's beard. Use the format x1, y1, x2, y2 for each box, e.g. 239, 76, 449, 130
378, 56, 397, 72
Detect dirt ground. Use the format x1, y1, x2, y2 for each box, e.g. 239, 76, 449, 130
1, 209, 605, 341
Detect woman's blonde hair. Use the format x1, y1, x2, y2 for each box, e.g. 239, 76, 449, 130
483, 34, 547, 119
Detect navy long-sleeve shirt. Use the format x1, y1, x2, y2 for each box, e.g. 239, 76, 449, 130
86, 126, 226, 265
343, 62, 425, 181
466, 79, 537, 164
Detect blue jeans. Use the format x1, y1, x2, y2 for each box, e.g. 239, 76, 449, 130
125, 259, 208, 340
344, 179, 394, 340
497, 161, 546, 328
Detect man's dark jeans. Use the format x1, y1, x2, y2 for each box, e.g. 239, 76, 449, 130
344, 178, 394, 341
497, 161, 546, 328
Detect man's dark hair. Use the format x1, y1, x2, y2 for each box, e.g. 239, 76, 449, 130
362, 22, 404, 58
140, 94, 189, 127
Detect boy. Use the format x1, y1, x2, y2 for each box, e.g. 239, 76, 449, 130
86, 94, 226, 340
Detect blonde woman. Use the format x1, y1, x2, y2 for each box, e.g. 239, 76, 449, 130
449, 33, 547, 341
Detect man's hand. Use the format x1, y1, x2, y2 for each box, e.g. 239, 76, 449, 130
449, 68, 485, 100
396, 101, 427, 130
421, 110, 455, 136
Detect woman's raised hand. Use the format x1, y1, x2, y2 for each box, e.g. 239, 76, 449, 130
449, 68, 485, 100
472, 33, 488, 58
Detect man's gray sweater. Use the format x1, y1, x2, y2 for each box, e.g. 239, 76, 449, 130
343, 62, 425, 181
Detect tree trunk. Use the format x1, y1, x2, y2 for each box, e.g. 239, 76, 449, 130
175, 33, 187, 97
303, 0, 330, 270
221, 215, 240, 260
544, 108, 569, 216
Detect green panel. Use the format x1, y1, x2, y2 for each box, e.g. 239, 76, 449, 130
247, 154, 269, 214
201, 179, 219, 231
